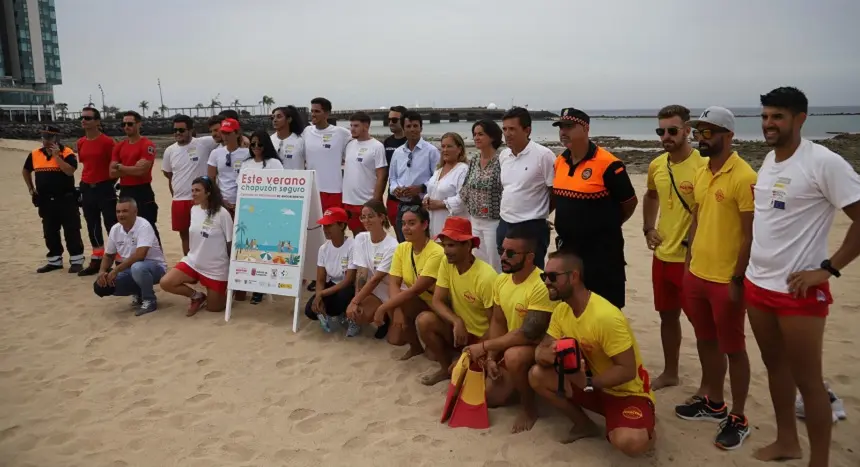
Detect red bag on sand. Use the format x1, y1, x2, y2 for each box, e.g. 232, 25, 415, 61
440, 352, 490, 429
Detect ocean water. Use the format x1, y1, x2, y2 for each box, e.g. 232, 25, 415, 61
350, 106, 860, 142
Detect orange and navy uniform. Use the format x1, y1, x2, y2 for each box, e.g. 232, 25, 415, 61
551, 142, 636, 308
24, 145, 78, 199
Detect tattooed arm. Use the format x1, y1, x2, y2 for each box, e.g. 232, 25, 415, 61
349, 267, 387, 306
480, 310, 552, 357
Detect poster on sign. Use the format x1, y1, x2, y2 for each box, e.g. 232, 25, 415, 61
225, 169, 325, 332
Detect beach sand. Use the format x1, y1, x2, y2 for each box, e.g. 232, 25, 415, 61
0, 138, 858, 467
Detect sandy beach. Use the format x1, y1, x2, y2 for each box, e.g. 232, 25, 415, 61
0, 138, 858, 467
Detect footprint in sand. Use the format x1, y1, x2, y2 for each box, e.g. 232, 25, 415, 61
174, 352, 190, 362
395, 393, 412, 406
204, 371, 224, 380
0, 425, 21, 443
275, 357, 297, 369
121, 362, 141, 372
220, 442, 255, 462
288, 408, 315, 421
127, 398, 157, 410
163, 329, 177, 337
342, 434, 368, 450
45, 432, 75, 446
85, 336, 106, 348
187, 393, 212, 403
295, 413, 335, 434
86, 358, 107, 368
196, 358, 213, 367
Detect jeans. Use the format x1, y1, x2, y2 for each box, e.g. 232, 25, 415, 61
80, 180, 117, 258
496, 218, 550, 270
470, 216, 501, 273
304, 281, 355, 320
37, 193, 85, 266
93, 260, 166, 302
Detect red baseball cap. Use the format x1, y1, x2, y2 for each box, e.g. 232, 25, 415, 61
317, 207, 349, 225
220, 118, 240, 133
435, 216, 480, 249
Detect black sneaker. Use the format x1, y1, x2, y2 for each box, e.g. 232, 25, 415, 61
373, 315, 390, 339
675, 396, 728, 422
77, 260, 101, 277
36, 264, 63, 273
715, 413, 750, 450
250, 293, 263, 305
68, 264, 83, 274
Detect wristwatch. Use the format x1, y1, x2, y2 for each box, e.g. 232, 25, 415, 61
821, 260, 841, 278
583, 376, 594, 393
643, 227, 655, 236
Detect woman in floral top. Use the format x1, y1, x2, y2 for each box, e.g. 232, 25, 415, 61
458, 119, 504, 272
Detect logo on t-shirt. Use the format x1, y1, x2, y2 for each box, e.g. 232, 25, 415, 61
515, 303, 527, 317
680, 181, 694, 194
581, 168, 592, 180
714, 188, 725, 203
341, 257, 349, 270
463, 291, 476, 303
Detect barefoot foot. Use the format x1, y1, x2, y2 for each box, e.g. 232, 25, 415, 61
753, 440, 803, 462
420, 369, 449, 386
511, 408, 538, 434
399, 347, 424, 361
561, 421, 602, 444
652, 373, 680, 391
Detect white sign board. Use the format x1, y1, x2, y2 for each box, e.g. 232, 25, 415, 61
225, 169, 325, 332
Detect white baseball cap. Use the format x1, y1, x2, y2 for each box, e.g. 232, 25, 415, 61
688, 106, 735, 132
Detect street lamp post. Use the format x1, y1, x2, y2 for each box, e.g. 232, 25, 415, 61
98, 84, 105, 112
158, 78, 165, 115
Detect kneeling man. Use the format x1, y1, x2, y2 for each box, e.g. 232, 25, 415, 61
464, 226, 556, 433
530, 250, 655, 457
94, 197, 168, 316
417, 217, 498, 385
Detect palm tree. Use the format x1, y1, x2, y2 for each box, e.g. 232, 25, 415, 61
231, 98, 241, 110
209, 98, 221, 116
54, 102, 68, 120
139, 100, 149, 117
195, 103, 204, 117
236, 221, 247, 253
159, 104, 169, 116
259, 95, 274, 115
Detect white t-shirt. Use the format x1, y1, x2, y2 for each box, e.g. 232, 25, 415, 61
243, 158, 284, 170
499, 140, 556, 223
348, 232, 398, 301
162, 138, 211, 200
195, 136, 220, 162
302, 124, 352, 193
271, 132, 306, 170
207, 146, 251, 203
317, 237, 354, 283
181, 205, 234, 281
342, 138, 387, 205
106, 217, 167, 270
746, 139, 860, 293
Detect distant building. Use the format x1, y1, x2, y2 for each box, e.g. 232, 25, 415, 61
0, 0, 62, 121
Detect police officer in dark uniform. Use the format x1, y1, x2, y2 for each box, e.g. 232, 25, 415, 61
22, 125, 86, 273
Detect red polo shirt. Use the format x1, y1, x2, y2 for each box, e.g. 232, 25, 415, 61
112, 137, 157, 186
77, 134, 116, 184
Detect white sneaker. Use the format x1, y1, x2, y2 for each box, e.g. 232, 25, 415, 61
130, 295, 142, 308
795, 384, 844, 423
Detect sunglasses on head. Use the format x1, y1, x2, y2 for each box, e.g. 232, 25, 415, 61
692, 128, 727, 140
122, 122, 136, 127
497, 247, 526, 259
655, 127, 681, 137
80, 116, 95, 121
173, 127, 187, 133
540, 271, 573, 282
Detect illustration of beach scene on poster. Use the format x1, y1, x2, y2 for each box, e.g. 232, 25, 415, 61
228, 169, 322, 299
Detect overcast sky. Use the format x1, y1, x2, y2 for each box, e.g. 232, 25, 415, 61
53, 0, 860, 113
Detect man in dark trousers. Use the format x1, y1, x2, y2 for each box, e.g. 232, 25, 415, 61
22, 125, 85, 273
110, 111, 161, 244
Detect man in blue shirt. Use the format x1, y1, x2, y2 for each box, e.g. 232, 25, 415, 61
388, 111, 440, 241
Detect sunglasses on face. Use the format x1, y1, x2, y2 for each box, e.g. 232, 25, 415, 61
540, 271, 573, 282
80, 116, 95, 121
655, 127, 681, 137
497, 247, 526, 259
122, 122, 136, 127
692, 128, 727, 139
173, 128, 188, 134
388, 117, 400, 123
250, 142, 263, 149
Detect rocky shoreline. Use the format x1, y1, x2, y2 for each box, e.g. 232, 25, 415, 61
2, 117, 858, 174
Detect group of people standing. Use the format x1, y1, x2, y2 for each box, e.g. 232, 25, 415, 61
22, 86, 858, 465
